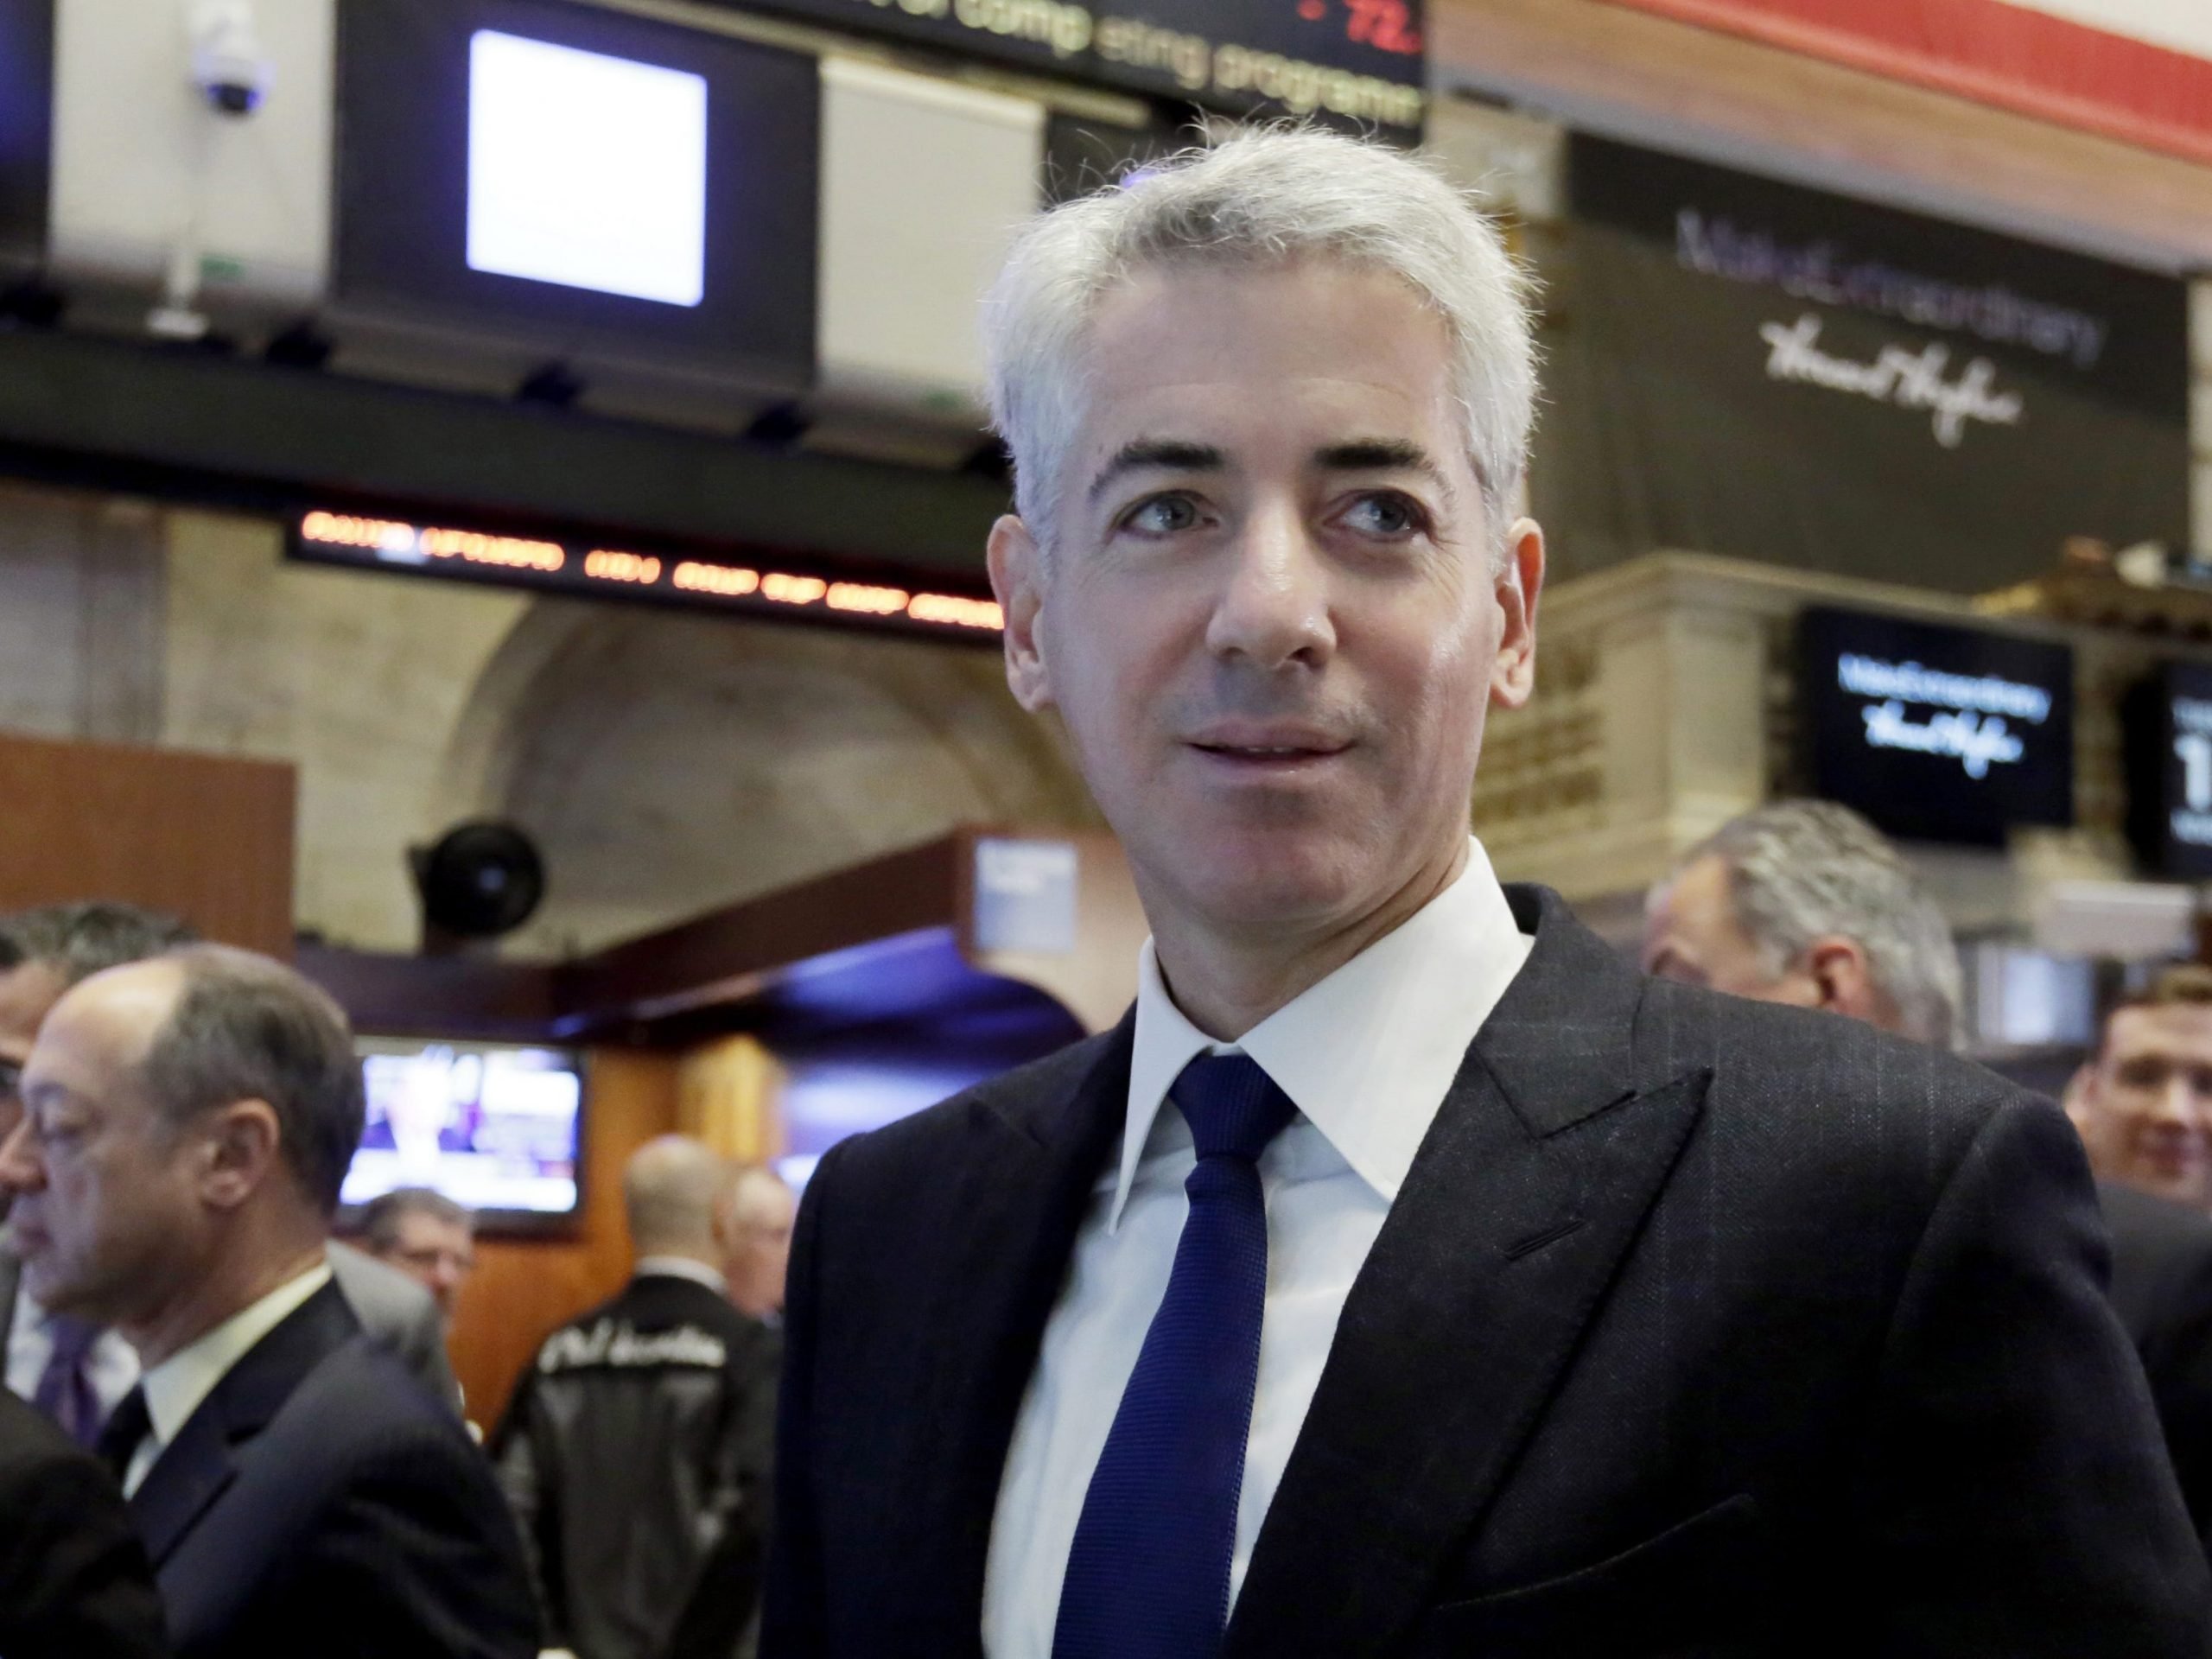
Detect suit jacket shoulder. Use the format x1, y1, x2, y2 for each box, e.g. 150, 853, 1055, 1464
0, 1389, 166, 1658
329, 1240, 461, 1412
152, 1287, 537, 1659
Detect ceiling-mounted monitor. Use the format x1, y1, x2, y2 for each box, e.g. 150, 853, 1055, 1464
331, 0, 817, 411
340, 1037, 585, 1235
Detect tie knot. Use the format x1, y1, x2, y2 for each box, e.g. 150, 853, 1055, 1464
44, 1312, 101, 1366
1170, 1052, 1296, 1163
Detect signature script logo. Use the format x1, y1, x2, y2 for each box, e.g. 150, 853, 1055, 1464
1759, 315, 2024, 448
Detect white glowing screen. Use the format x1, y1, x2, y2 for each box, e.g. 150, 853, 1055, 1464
466, 30, 707, 307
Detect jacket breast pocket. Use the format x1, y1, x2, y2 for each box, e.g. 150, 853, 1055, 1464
1406, 1493, 1765, 1656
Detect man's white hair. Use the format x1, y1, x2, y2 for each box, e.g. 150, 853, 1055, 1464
982, 125, 1537, 563
1662, 799, 1964, 1050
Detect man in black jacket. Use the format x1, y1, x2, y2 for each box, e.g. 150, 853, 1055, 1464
2063, 966, 2212, 1544
764, 129, 2209, 1657
0, 944, 537, 1658
0, 1386, 166, 1657
497, 1135, 779, 1659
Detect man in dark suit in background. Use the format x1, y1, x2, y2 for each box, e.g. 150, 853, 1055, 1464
0, 902, 461, 1429
0, 1385, 167, 1656
763, 129, 2209, 1658
2063, 966, 2212, 1546
0, 943, 537, 1657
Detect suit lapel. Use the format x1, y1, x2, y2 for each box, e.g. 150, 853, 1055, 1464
1226, 889, 1709, 1659
132, 1281, 359, 1567
910, 1020, 1133, 1644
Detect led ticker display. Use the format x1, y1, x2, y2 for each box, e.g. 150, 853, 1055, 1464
289, 510, 1004, 639
702, 0, 1426, 136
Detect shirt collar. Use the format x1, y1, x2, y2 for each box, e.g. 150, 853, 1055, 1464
141, 1261, 334, 1451
1115, 838, 1532, 1230
636, 1255, 729, 1294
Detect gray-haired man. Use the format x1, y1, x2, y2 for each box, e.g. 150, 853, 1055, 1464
0, 945, 537, 1656
763, 130, 2205, 1658
1641, 798, 1961, 1046
0, 903, 458, 1440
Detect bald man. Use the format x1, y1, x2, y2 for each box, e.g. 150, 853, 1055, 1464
494, 1136, 780, 1659
717, 1166, 796, 1325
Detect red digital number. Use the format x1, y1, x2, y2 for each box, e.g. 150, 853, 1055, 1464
1343, 0, 1421, 54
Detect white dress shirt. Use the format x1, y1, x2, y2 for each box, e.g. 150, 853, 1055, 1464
981, 839, 1534, 1658
5, 1277, 141, 1418
122, 1262, 334, 1497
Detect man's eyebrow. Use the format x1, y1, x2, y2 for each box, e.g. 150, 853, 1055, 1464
1313, 439, 1453, 493
1085, 440, 1226, 503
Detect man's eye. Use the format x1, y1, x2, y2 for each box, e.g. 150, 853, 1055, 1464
1122, 495, 1201, 537
1339, 493, 1427, 537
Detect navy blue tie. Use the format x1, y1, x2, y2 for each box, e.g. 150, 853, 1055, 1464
1052, 1052, 1297, 1659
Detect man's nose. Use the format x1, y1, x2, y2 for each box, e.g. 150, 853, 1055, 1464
2152, 1077, 2200, 1128
0, 1116, 43, 1195
1205, 504, 1336, 670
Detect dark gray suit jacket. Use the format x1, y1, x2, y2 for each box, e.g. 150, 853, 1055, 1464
135, 1281, 536, 1659
2101, 1179, 2212, 1551
764, 886, 2211, 1657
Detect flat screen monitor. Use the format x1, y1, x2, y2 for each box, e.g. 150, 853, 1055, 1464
340, 1038, 584, 1232
334, 0, 817, 388
1798, 605, 2075, 847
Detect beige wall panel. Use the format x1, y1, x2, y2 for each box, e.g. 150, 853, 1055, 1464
160, 510, 529, 950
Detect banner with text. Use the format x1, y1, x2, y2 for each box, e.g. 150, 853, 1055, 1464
1535, 136, 2190, 592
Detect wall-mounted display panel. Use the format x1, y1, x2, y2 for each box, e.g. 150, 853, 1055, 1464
334, 0, 817, 397
340, 1037, 585, 1234
2125, 660, 2212, 880
0, 0, 53, 275
1798, 606, 2074, 847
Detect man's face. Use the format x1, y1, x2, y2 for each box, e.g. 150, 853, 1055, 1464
722, 1178, 796, 1322
2073, 1004, 2212, 1206
0, 963, 211, 1326
0, 959, 68, 1147
992, 261, 1541, 947
1642, 855, 1810, 1007
375, 1211, 476, 1319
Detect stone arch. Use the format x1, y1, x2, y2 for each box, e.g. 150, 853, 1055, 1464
436, 601, 1098, 954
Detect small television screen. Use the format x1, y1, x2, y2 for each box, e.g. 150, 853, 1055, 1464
1798, 605, 2074, 847
340, 1038, 583, 1230
334, 0, 817, 387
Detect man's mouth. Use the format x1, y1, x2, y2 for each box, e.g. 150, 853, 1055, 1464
1186, 723, 1352, 766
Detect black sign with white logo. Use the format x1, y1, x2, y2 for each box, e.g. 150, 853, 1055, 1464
1799, 607, 2074, 847
702, 0, 1425, 135
2124, 662, 2212, 880
1538, 137, 2190, 593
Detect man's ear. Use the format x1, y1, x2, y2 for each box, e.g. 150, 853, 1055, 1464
1802, 937, 1884, 1026
988, 514, 1053, 715
1489, 517, 1544, 711
2061, 1062, 2097, 1132
198, 1099, 283, 1211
